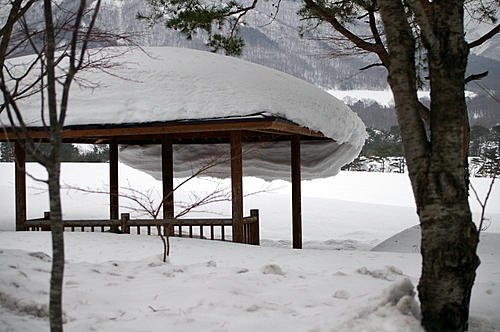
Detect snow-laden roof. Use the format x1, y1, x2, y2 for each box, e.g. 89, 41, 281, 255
3, 47, 365, 180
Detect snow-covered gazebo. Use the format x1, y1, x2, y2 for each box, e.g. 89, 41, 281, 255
1, 47, 365, 248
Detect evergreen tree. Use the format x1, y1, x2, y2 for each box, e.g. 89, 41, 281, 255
0, 142, 14, 162
492, 125, 500, 154
76, 145, 109, 162
25, 144, 79, 162
469, 125, 490, 157
362, 126, 403, 158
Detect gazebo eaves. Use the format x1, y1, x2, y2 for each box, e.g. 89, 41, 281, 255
2, 115, 328, 144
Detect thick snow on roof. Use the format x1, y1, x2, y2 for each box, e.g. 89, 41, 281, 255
4, 47, 365, 180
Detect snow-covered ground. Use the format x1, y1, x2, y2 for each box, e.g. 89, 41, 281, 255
0, 163, 499, 331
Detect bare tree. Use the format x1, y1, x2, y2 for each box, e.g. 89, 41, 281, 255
118, 182, 230, 262
0, 1, 130, 330
65, 142, 272, 262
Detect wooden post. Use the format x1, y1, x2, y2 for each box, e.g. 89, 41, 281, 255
230, 131, 244, 243
15, 141, 26, 231
121, 213, 130, 234
250, 209, 260, 245
42, 211, 51, 231
162, 134, 174, 220
109, 140, 119, 220
291, 135, 302, 249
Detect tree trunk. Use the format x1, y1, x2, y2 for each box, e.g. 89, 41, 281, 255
45, 130, 64, 332
418, 189, 479, 331
379, 1, 480, 331
418, 1, 480, 331
48, 144, 65, 332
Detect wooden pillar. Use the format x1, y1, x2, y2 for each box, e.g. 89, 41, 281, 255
109, 139, 119, 220
291, 135, 302, 249
15, 141, 26, 231
121, 213, 130, 234
231, 131, 244, 243
162, 134, 174, 220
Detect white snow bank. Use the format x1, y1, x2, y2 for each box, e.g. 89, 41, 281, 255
3, 47, 365, 180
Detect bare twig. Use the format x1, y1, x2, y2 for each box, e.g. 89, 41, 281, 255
470, 174, 497, 232
62, 139, 273, 261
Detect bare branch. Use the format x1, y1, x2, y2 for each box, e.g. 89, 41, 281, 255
301, 0, 389, 65
468, 23, 500, 49
474, 81, 500, 103
367, 6, 383, 46
359, 63, 384, 71
406, 0, 440, 53
465, 71, 489, 84
260, 0, 283, 27
470, 174, 497, 233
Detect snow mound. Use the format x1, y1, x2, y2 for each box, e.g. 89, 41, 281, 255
371, 226, 422, 253
335, 277, 423, 332
0, 250, 53, 320
372, 226, 500, 255
357, 265, 404, 281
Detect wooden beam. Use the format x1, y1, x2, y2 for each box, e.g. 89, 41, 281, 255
231, 131, 244, 243
1, 118, 326, 142
15, 141, 26, 231
162, 134, 174, 219
291, 135, 302, 249
109, 139, 119, 220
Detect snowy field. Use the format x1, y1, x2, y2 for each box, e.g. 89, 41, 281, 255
0, 162, 499, 331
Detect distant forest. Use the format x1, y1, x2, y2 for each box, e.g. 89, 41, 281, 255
351, 94, 500, 131
345, 124, 500, 177
0, 143, 108, 163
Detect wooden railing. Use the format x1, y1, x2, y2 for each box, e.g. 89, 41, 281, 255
24, 209, 260, 245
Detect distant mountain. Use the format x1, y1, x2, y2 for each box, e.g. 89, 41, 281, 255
12, 0, 500, 128
91, 1, 500, 91
89, 0, 387, 90
96, 0, 500, 128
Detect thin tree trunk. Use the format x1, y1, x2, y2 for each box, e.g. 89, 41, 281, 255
48, 159, 64, 332
43, 1, 65, 329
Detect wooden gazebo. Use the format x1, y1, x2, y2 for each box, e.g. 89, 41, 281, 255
1, 47, 365, 249
4, 116, 327, 248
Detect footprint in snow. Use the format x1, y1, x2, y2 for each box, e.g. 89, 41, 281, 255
261, 264, 284, 275
333, 290, 350, 299
29, 252, 52, 262
357, 265, 403, 281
